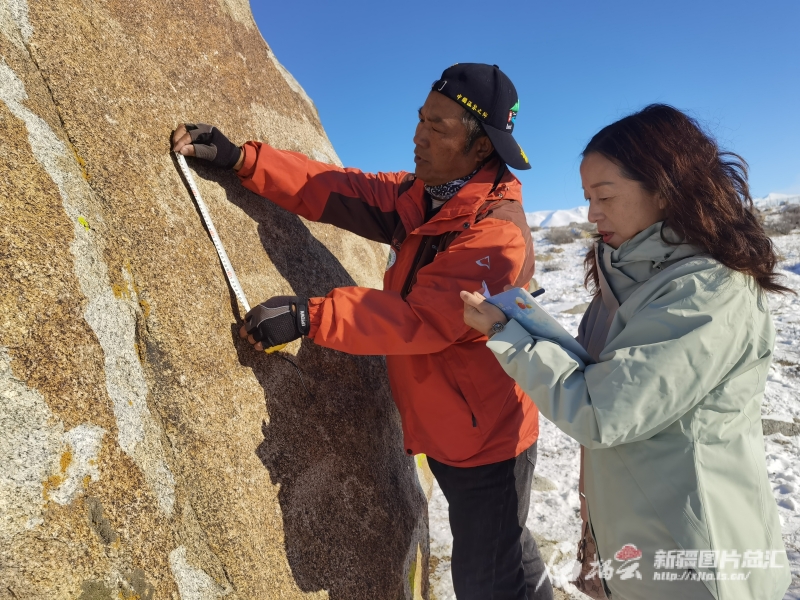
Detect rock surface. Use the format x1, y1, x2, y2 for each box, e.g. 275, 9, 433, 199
0, 1, 427, 598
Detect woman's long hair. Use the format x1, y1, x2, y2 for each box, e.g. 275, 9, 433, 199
582, 104, 790, 294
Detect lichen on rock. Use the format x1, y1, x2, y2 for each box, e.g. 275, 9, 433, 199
0, 1, 427, 598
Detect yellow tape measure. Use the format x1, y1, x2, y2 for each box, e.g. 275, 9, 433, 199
175, 153, 285, 354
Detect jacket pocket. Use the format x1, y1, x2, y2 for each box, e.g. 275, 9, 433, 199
442, 342, 515, 436
437, 349, 481, 431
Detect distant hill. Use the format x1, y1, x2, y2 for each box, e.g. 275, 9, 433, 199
526, 193, 800, 229
754, 193, 800, 209
526, 206, 589, 228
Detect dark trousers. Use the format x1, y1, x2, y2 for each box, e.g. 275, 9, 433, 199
428, 442, 554, 600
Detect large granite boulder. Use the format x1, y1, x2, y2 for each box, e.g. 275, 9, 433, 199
0, 1, 428, 598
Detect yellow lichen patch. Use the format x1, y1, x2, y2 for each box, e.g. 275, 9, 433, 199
118, 589, 141, 600
407, 555, 416, 595
124, 261, 142, 297
83, 474, 92, 489
134, 340, 146, 363
410, 542, 425, 600
42, 473, 64, 500
60, 448, 73, 472
138, 299, 151, 319
71, 146, 91, 181
43, 448, 74, 500
112, 282, 130, 299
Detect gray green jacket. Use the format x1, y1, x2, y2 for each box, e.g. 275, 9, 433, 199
487, 223, 791, 600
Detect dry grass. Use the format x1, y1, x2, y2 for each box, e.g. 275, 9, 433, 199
538, 262, 563, 273
545, 227, 580, 245
762, 205, 800, 237
775, 358, 800, 377
544, 222, 597, 245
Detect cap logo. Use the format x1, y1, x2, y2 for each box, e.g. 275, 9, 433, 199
456, 94, 489, 119
436, 80, 447, 91
506, 100, 519, 130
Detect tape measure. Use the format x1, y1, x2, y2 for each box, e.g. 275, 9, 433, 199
175, 152, 287, 354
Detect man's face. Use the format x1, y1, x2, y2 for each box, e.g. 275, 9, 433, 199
413, 92, 491, 186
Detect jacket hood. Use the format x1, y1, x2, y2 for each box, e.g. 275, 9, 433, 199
599, 221, 702, 304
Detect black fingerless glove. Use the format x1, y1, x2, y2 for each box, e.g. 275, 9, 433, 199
185, 123, 241, 169
245, 296, 310, 348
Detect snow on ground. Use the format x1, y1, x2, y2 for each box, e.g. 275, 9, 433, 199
765, 231, 800, 600
428, 223, 800, 600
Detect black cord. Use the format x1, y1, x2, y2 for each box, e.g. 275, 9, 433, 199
273, 352, 315, 401
488, 162, 507, 195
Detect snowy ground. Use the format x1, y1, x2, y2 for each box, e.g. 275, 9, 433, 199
428, 223, 800, 600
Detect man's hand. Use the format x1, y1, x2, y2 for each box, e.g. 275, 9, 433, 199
460, 290, 507, 337
172, 123, 244, 170
239, 296, 310, 352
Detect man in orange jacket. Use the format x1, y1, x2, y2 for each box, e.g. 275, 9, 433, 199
173, 63, 552, 600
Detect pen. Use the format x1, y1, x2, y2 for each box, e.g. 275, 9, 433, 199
531, 288, 546, 298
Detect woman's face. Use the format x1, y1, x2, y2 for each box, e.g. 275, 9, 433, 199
580, 152, 666, 249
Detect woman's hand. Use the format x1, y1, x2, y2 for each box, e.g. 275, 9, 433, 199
460, 290, 508, 337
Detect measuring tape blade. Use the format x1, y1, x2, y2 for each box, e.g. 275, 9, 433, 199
175, 152, 251, 313
175, 152, 287, 355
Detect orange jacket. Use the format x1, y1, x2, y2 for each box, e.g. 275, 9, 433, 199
238, 142, 539, 467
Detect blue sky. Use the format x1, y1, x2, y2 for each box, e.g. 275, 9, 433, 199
251, 0, 800, 212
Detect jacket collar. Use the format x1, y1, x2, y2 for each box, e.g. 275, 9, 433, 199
598, 221, 702, 304
397, 159, 522, 235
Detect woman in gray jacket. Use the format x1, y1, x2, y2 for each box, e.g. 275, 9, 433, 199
462, 104, 792, 600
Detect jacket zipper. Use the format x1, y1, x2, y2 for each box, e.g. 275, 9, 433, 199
401, 235, 431, 299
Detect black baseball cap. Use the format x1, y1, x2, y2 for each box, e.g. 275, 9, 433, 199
431, 63, 530, 170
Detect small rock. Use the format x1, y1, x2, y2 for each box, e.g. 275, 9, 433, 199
532, 474, 559, 492
562, 302, 590, 315
763, 419, 800, 437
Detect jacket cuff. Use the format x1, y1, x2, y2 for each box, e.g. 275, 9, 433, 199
306, 296, 326, 339
486, 319, 533, 354
235, 142, 259, 180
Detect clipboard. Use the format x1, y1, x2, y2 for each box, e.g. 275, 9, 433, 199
483, 285, 592, 364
